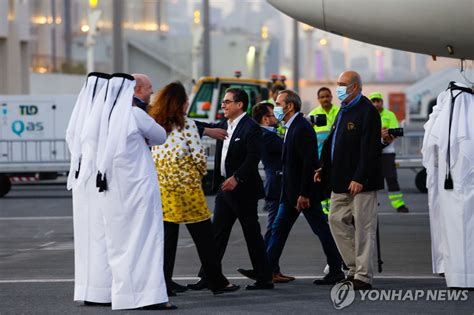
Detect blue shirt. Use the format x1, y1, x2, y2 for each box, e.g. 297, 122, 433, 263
261, 125, 277, 132
331, 94, 362, 161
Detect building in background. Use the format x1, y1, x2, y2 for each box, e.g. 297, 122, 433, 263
297, 27, 429, 84
1, 0, 281, 94
0, 0, 460, 99
0, 0, 31, 94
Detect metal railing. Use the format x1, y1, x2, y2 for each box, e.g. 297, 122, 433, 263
394, 131, 424, 158
0, 133, 424, 172
0, 139, 70, 164
394, 131, 424, 170
201, 136, 216, 158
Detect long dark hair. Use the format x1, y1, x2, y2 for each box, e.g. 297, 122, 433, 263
148, 81, 187, 133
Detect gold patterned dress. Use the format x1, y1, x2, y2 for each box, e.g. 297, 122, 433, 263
151, 118, 211, 224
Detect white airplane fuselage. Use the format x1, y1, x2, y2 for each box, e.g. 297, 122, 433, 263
267, 0, 474, 60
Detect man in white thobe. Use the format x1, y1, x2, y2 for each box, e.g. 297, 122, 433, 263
422, 82, 474, 288
66, 72, 113, 304
95, 73, 170, 309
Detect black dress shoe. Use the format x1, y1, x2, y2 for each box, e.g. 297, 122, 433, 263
313, 272, 345, 285
83, 301, 112, 306
396, 205, 409, 213
187, 278, 208, 290
336, 275, 354, 284
212, 284, 241, 295
352, 279, 372, 290
245, 281, 274, 290
141, 302, 178, 310
237, 268, 257, 280
171, 280, 188, 293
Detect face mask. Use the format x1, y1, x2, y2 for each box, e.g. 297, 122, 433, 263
336, 84, 352, 102
274, 106, 286, 121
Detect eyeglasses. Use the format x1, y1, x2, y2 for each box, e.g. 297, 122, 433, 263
221, 99, 236, 105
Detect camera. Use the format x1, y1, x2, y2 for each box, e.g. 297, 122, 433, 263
388, 128, 404, 137
307, 114, 327, 127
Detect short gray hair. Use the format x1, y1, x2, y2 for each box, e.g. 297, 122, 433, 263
349, 72, 362, 91
278, 89, 301, 112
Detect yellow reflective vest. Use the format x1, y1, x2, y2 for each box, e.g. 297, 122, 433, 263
380, 108, 399, 129
380, 108, 399, 154
309, 104, 340, 157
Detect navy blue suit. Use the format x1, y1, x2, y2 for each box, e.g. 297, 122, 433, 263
266, 113, 342, 274
260, 127, 283, 245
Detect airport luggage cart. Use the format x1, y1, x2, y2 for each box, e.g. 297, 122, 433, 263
0, 139, 70, 197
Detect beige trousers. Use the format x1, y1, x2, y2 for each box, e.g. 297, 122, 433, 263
328, 191, 378, 284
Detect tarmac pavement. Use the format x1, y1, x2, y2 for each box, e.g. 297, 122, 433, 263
1, 170, 473, 314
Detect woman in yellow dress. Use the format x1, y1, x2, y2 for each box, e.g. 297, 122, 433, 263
149, 82, 239, 296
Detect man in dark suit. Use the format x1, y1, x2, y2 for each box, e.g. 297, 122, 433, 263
189, 88, 273, 290
265, 89, 344, 285
249, 102, 295, 283
316, 71, 384, 290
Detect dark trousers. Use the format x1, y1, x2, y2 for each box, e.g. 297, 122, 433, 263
263, 198, 280, 245
164, 219, 228, 291
382, 153, 400, 191
199, 189, 272, 283
266, 198, 343, 274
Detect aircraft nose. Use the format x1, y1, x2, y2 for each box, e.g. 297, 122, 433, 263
267, 0, 324, 29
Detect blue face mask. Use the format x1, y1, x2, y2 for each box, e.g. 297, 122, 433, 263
273, 106, 286, 121
336, 84, 352, 102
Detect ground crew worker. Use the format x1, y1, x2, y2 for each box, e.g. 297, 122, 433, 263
369, 92, 409, 213
308, 87, 340, 215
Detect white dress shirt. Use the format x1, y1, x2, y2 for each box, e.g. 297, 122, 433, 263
220, 112, 246, 178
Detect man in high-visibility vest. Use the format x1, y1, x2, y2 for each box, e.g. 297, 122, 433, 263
369, 92, 409, 213
308, 87, 340, 215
